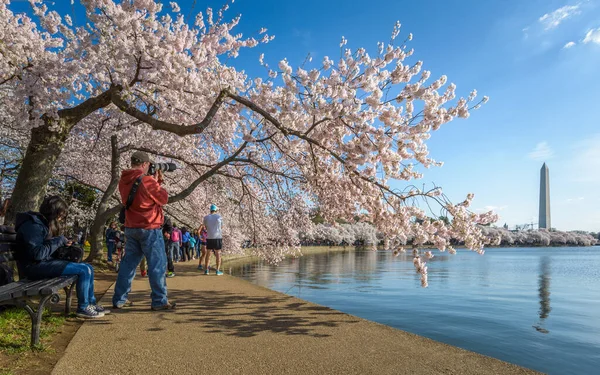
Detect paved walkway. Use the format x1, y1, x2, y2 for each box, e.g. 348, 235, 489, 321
52, 263, 539, 375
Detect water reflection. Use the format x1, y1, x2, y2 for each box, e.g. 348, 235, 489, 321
231, 248, 505, 291
533, 256, 551, 334
231, 247, 600, 375
230, 249, 396, 294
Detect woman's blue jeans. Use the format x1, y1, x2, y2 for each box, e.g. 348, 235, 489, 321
107, 241, 116, 262
61, 263, 97, 311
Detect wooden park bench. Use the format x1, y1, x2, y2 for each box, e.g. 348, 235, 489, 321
0, 225, 77, 347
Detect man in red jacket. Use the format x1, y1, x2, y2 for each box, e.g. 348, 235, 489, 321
112, 151, 175, 311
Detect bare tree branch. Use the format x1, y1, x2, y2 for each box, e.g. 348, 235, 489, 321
111, 89, 228, 136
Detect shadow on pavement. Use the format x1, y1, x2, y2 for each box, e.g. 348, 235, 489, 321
107, 284, 358, 338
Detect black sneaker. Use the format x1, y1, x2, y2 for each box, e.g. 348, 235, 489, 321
76, 305, 105, 319
113, 300, 134, 309
94, 304, 111, 315
151, 302, 176, 311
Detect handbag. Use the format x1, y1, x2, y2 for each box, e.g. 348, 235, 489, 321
118, 176, 143, 224
52, 244, 84, 263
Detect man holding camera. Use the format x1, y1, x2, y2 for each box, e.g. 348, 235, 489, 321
113, 151, 176, 311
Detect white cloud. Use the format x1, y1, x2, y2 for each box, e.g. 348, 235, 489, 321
566, 197, 585, 202
583, 28, 600, 45
539, 4, 581, 30
528, 141, 554, 160
476, 205, 508, 212
563, 41, 576, 48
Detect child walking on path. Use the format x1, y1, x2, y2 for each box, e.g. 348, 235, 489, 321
197, 225, 208, 271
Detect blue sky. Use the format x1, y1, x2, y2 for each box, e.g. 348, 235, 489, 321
203, 0, 600, 232
13, 0, 600, 231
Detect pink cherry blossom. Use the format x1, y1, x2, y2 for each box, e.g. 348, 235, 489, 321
1, 0, 497, 285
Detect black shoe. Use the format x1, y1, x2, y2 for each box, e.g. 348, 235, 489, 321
151, 302, 176, 311
113, 300, 134, 309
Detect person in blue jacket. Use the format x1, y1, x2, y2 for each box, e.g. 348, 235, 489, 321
15, 196, 107, 319
181, 228, 191, 262
105, 221, 118, 263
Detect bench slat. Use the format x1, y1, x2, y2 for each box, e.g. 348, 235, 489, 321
0, 225, 16, 234
0, 242, 17, 254
0, 233, 16, 242
37, 276, 78, 296
0, 281, 25, 299
9, 279, 50, 299
0, 281, 34, 302
0, 276, 78, 303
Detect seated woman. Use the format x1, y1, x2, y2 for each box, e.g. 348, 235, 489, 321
15, 196, 107, 318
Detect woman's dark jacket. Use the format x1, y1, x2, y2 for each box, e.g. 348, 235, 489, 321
15, 212, 69, 279
106, 227, 117, 242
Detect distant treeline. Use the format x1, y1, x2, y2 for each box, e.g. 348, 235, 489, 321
301, 223, 598, 248
480, 227, 598, 247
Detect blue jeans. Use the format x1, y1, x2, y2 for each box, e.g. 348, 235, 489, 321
113, 228, 168, 308
178, 243, 185, 260
107, 241, 116, 262
61, 263, 97, 311
167, 242, 179, 262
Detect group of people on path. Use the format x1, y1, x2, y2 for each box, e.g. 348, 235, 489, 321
106, 206, 222, 279
163, 220, 215, 277
161, 209, 223, 277
13, 150, 224, 319
113, 151, 224, 312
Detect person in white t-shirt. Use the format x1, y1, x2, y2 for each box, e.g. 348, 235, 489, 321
203, 204, 223, 275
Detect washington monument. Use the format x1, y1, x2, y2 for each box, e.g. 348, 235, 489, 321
539, 163, 551, 229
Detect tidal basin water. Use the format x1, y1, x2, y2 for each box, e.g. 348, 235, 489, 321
228, 247, 600, 375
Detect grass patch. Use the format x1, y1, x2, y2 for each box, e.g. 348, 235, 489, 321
0, 308, 65, 354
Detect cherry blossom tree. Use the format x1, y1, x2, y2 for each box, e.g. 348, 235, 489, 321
351, 222, 379, 248
2, 0, 501, 281
479, 227, 597, 247
303, 222, 378, 248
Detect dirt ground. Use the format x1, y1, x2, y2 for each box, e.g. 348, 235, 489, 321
0, 271, 116, 375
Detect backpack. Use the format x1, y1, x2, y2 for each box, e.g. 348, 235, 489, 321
170, 229, 180, 242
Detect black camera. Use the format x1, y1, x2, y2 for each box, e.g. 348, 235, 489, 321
148, 162, 177, 175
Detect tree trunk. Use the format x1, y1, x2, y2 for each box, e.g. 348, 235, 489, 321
87, 215, 107, 263
86, 135, 122, 263
4, 89, 115, 225
4, 118, 70, 225
86, 205, 122, 263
